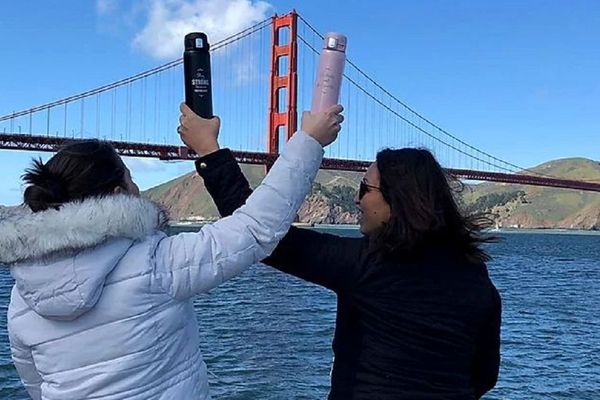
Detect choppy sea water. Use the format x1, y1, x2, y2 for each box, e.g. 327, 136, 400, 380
1, 228, 599, 399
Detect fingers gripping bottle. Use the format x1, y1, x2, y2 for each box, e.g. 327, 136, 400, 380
184, 32, 213, 118
311, 33, 347, 113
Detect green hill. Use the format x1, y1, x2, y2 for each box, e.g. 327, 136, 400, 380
144, 164, 363, 222
461, 158, 600, 229
145, 157, 600, 229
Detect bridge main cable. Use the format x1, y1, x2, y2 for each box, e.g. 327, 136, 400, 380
0, 17, 273, 123
297, 14, 560, 179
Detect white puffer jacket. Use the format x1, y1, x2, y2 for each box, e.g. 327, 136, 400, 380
0, 132, 322, 400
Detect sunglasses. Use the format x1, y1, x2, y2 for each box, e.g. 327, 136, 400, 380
359, 179, 380, 200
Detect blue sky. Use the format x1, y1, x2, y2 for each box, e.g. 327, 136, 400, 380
1, 0, 599, 205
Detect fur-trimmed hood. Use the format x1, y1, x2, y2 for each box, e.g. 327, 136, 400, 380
1, 195, 168, 320
0, 194, 168, 265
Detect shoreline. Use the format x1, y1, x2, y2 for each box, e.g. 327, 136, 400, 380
169, 222, 600, 236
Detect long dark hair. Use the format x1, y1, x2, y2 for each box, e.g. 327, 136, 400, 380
23, 140, 126, 212
372, 148, 494, 264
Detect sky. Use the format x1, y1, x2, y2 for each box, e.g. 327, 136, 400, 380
1, 0, 599, 205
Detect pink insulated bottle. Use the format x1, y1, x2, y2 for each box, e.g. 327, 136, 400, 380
311, 33, 347, 113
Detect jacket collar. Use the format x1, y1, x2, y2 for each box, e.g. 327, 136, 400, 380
0, 194, 168, 265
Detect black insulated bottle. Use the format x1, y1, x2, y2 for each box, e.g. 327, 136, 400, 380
184, 32, 213, 118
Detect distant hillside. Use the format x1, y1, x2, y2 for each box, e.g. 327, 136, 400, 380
460, 158, 600, 230
144, 164, 363, 224
145, 157, 600, 230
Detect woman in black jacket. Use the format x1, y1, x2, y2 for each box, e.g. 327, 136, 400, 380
180, 109, 501, 400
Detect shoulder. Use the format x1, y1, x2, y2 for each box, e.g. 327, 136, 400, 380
110, 231, 168, 270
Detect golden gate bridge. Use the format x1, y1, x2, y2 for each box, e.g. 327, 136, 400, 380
1, 11, 598, 192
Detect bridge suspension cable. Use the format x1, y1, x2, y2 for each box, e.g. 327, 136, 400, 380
297, 14, 580, 181
0, 11, 597, 192
0, 17, 273, 123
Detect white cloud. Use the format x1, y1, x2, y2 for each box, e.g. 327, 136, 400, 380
125, 157, 167, 173
96, 0, 118, 15
132, 0, 272, 60
233, 52, 258, 85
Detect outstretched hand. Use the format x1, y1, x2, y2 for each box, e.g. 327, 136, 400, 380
301, 104, 344, 147
178, 103, 221, 156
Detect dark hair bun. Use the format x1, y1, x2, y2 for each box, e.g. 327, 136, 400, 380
20, 140, 125, 213
23, 159, 67, 212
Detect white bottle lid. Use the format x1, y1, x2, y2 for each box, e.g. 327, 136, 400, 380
323, 32, 347, 52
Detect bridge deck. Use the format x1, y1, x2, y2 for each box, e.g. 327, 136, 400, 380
1, 133, 599, 193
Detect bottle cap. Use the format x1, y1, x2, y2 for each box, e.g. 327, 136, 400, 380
185, 32, 210, 51
323, 32, 347, 52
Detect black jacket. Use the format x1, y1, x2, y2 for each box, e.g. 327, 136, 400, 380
196, 149, 501, 399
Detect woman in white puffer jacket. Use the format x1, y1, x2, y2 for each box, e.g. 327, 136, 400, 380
0, 104, 344, 400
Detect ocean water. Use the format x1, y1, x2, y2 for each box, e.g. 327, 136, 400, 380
1, 229, 599, 399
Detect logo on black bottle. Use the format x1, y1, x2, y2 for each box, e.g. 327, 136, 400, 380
192, 69, 210, 94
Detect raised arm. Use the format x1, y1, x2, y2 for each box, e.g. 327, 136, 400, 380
196, 147, 364, 293
151, 104, 343, 299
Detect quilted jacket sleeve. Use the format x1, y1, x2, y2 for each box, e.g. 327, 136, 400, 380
152, 132, 323, 299
196, 147, 365, 292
